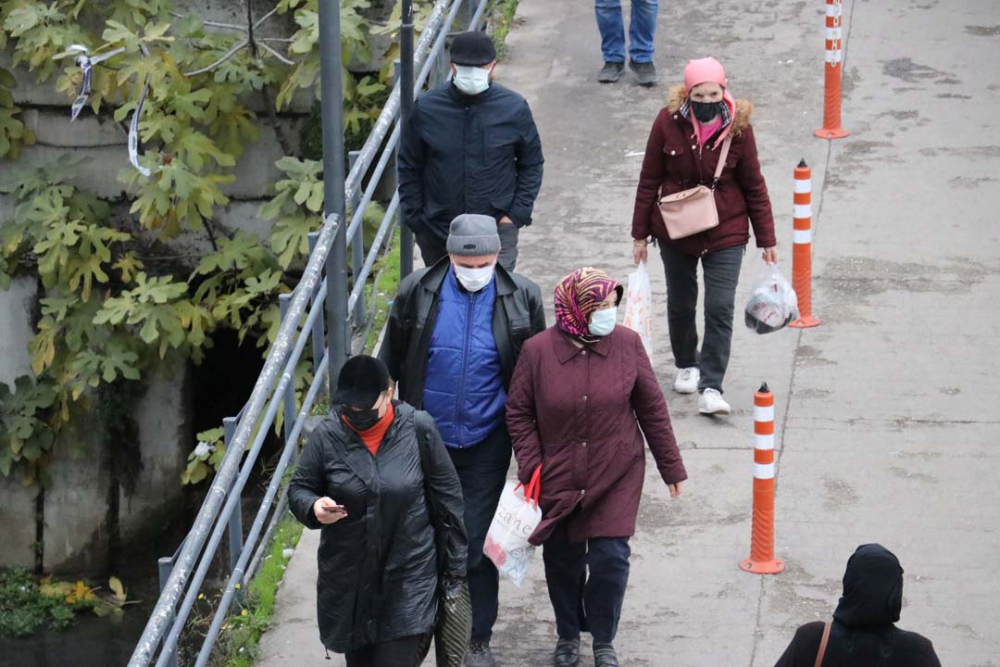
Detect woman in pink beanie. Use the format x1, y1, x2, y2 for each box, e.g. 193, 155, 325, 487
630, 57, 777, 415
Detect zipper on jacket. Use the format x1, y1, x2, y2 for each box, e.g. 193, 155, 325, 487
455, 291, 475, 448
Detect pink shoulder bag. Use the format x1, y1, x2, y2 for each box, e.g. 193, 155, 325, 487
657, 136, 732, 240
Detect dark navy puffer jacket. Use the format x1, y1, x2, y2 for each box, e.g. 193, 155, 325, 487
424, 269, 507, 448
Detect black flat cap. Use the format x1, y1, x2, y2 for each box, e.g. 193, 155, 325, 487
450, 31, 496, 67
333, 355, 390, 409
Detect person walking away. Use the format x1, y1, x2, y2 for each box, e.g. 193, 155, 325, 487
379, 214, 546, 667
595, 0, 659, 86
774, 544, 942, 666
505, 268, 687, 667
631, 56, 778, 415
287, 355, 468, 667
398, 30, 544, 272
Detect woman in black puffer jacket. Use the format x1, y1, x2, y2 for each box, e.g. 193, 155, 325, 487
288, 355, 467, 667
774, 544, 941, 667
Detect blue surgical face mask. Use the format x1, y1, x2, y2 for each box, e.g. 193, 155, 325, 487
453, 65, 491, 96
588, 307, 617, 337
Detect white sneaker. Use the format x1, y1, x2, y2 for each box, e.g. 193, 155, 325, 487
699, 388, 731, 415
673, 367, 700, 394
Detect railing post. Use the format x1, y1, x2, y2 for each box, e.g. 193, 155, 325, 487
398, 1, 415, 279
157, 557, 179, 667
307, 231, 327, 384
223, 416, 244, 599
348, 150, 367, 326
319, 0, 350, 395
458, 0, 474, 29
278, 295, 300, 464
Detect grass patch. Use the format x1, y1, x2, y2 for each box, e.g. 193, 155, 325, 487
363, 239, 401, 354
211, 517, 303, 667
491, 0, 521, 58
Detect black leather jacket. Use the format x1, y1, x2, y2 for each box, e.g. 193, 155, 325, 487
287, 403, 466, 653
379, 260, 546, 407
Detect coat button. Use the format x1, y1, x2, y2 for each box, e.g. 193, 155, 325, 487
582, 395, 588, 401
673, 114, 678, 119
692, 144, 696, 150
580, 489, 586, 496
581, 350, 587, 355
670, 150, 676, 156
582, 441, 587, 447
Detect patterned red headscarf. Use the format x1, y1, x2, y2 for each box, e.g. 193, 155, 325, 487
553, 268, 623, 338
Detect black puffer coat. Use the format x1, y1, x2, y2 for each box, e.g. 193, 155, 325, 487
288, 402, 467, 653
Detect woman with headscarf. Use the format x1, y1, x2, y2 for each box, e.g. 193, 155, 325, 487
774, 544, 941, 666
505, 268, 688, 667
288, 355, 469, 667
631, 56, 778, 415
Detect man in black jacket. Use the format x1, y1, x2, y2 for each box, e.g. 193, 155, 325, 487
380, 215, 546, 667
398, 30, 544, 272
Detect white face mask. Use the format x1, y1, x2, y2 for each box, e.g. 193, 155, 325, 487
453, 65, 492, 96
453, 264, 495, 292
588, 307, 617, 337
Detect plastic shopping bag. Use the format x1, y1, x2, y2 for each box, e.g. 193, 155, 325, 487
623, 261, 654, 363
745, 265, 800, 334
483, 467, 542, 587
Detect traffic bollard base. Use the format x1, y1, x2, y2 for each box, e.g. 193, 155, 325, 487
740, 557, 786, 575
789, 315, 822, 328
814, 127, 850, 139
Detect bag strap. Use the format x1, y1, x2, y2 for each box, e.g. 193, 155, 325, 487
710, 136, 733, 189
514, 465, 542, 507
814, 622, 831, 667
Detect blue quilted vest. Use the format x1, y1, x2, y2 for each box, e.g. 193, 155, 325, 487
423, 268, 507, 448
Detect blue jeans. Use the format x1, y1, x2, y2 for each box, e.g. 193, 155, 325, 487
594, 0, 659, 64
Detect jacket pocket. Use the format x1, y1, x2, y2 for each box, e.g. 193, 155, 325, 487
662, 143, 686, 158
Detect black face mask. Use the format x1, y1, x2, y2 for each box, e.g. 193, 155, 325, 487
343, 404, 382, 431
691, 100, 724, 123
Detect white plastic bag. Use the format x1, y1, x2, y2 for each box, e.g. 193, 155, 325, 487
745, 265, 800, 334
483, 468, 541, 587
623, 261, 654, 363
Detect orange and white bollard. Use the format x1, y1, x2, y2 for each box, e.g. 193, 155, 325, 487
789, 160, 821, 328
740, 383, 785, 575
815, 0, 850, 139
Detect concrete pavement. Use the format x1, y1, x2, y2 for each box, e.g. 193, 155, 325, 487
256, 0, 1000, 664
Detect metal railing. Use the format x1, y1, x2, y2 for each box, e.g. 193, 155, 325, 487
127, 1, 489, 665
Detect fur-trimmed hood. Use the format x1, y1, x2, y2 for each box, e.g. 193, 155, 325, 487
666, 84, 754, 137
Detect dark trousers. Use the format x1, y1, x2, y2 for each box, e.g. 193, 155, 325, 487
447, 425, 512, 642
659, 243, 744, 393
344, 634, 424, 667
542, 521, 631, 644
415, 223, 520, 272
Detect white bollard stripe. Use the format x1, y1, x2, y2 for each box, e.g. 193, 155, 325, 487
794, 180, 812, 194
794, 204, 812, 219
755, 433, 775, 451
754, 463, 776, 480
826, 27, 842, 41
826, 50, 843, 64
793, 229, 812, 244
753, 405, 775, 422
826, 3, 842, 18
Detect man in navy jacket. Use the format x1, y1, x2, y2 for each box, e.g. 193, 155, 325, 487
398, 31, 544, 272
380, 215, 545, 666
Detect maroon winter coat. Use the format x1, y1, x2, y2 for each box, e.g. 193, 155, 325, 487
631, 84, 777, 256
505, 325, 687, 546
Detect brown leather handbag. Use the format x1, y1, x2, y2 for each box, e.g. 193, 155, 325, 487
657, 136, 732, 240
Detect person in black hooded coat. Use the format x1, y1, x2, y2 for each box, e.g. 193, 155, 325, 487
288, 356, 468, 666
774, 544, 941, 667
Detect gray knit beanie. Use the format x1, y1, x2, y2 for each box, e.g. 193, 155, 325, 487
446, 214, 501, 256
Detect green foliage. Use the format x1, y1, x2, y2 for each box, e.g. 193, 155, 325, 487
0, 567, 136, 637
0, 0, 456, 487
